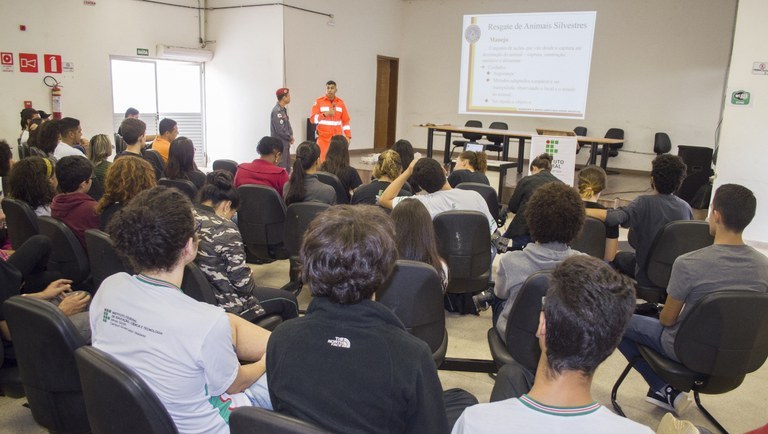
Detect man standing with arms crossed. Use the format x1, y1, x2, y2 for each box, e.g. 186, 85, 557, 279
309, 80, 351, 162
271, 88, 294, 172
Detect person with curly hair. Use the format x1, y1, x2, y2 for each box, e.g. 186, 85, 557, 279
34, 119, 61, 157
448, 150, 489, 188
319, 135, 362, 201
586, 154, 691, 286
165, 137, 205, 189
351, 149, 412, 206
8, 156, 57, 216
97, 156, 156, 229
495, 182, 585, 342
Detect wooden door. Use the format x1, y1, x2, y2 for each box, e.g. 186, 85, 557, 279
374, 56, 399, 150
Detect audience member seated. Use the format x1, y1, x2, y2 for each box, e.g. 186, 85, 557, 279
97, 157, 156, 230
18, 107, 40, 146
503, 153, 562, 250
319, 135, 362, 201
391, 138, 419, 193
379, 157, 496, 233
391, 199, 448, 292
8, 156, 57, 216
495, 183, 585, 340
267, 205, 476, 432
151, 117, 178, 163
0, 139, 13, 179
455, 256, 652, 434
578, 166, 618, 261
617, 184, 768, 415
51, 156, 99, 248
25, 118, 44, 154
54, 117, 88, 159
234, 136, 289, 195
283, 141, 336, 206
92, 186, 273, 433
194, 171, 298, 322
0, 235, 90, 342
34, 119, 61, 158
88, 134, 113, 188
586, 154, 691, 286
115, 117, 165, 180
351, 150, 412, 206
448, 150, 490, 188
165, 136, 206, 189
118, 107, 156, 141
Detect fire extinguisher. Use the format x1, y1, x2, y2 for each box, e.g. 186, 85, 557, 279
44, 76, 62, 119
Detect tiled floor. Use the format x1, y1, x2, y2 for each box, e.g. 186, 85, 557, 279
2, 164, 766, 433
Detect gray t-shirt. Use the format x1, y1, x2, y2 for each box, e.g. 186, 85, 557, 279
392, 188, 496, 233
283, 173, 336, 205
660, 244, 768, 356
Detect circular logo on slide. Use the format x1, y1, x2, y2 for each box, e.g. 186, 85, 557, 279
465, 24, 481, 44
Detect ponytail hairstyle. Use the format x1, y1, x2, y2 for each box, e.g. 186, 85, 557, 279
372, 150, 402, 180
458, 151, 487, 173
530, 153, 553, 172
198, 170, 240, 209
285, 141, 321, 206
577, 166, 607, 200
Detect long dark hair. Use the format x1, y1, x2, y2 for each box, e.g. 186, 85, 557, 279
285, 141, 321, 206
36, 120, 60, 155
8, 156, 56, 210
199, 170, 240, 209
320, 135, 350, 175
391, 199, 448, 289
165, 137, 198, 180
391, 139, 414, 170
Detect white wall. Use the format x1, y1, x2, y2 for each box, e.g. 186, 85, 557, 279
204, 2, 285, 164
397, 0, 736, 170
0, 0, 200, 157
714, 0, 768, 244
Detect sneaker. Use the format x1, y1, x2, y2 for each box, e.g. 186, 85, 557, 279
645, 386, 691, 415
656, 413, 699, 434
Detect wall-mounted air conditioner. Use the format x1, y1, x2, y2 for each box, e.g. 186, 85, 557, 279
156, 45, 214, 62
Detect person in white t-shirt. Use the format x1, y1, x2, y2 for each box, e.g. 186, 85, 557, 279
53, 117, 88, 160
89, 186, 272, 434
453, 256, 653, 434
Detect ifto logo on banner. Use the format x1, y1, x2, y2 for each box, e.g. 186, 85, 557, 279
529, 135, 578, 186
44, 54, 62, 73
19, 53, 38, 73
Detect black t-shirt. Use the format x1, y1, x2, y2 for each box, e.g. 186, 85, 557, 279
352, 180, 412, 206
447, 169, 490, 188
584, 201, 619, 239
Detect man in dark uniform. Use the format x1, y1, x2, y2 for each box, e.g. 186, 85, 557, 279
270, 88, 294, 172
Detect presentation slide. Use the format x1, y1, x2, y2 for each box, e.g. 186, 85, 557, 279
458, 11, 596, 119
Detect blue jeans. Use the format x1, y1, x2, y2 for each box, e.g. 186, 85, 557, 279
617, 314, 678, 392
244, 374, 273, 409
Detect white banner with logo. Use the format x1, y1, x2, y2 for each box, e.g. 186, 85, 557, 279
528, 135, 578, 186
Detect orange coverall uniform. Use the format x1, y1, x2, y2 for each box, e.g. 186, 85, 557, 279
310, 95, 351, 161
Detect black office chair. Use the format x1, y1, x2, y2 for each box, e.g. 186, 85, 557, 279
635, 220, 714, 303
612, 291, 768, 434
75, 346, 178, 434
19, 143, 31, 159
114, 133, 127, 155
85, 229, 132, 291
451, 120, 483, 159
316, 171, 349, 204
213, 159, 239, 178
38, 215, 91, 288
2, 296, 89, 433
596, 128, 624, 171
1, 197, 40, 250
456, 182, 505, 227
573, 126, 587, 136
158, 178, 198, 201
284, 202, 330, 295
487, 271, 549, 371
376, 260, 448, 367
485, 122, 508, 159
654, 132, 672, 155
237, 185, 289, 263
571, 217, 607, 259
433, 211, 492, 296
230, 407, 328, 434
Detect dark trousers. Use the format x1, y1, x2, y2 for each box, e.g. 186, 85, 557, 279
490, 361, 535, 402
6, 235, 60, 293
253, 286, 299, 321
444, 388, 479, 430
613, 251, 637, 278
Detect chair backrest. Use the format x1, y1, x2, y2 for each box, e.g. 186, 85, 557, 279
604, 128, 625, 150
644, 220, 714, 289
455, 182, 500, 225
85, 229, 132, 291
654, 132, 672, 155
315, 171, 349, 204
503, 271, 550, 372
675, 171, 711, 206
157, 178, 198, 201
1, 197, 40, 250
463, 120, 483, 142
677, 145, 713, 176
75, 346, 178, 434
237, 185, 288, 261
212, 159, 238, 178
284, 202, 330, 257
433, 210, 491, 294
486, 121, 509, 144
570, 217, 607, 259
573, 126, 587, 136
37, 215, 90, 285
2, 296, 89, 433
230, 407, 328, 434
675, 291, 768, 386
181, 262, 218, 305
376, 260, 447, 364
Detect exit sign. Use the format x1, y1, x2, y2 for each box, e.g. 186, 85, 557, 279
137, 48, 149, 56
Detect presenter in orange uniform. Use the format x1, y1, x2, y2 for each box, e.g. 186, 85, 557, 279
309, 80, 351, 161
